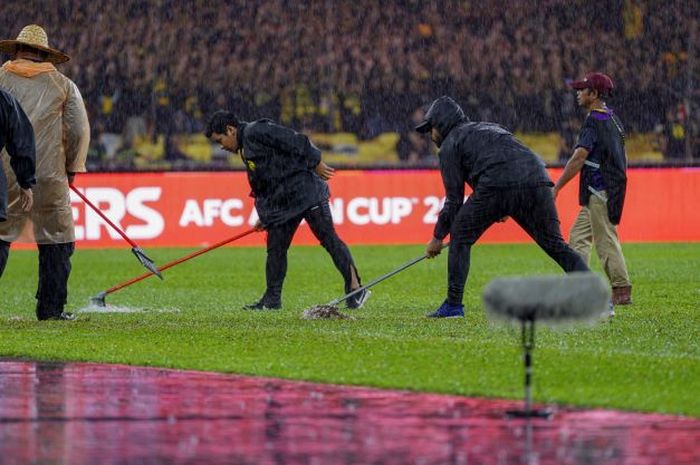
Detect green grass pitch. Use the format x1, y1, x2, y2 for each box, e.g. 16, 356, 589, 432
1, 242, 698, 416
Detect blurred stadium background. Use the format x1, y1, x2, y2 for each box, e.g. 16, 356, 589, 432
1, 0, 696, 171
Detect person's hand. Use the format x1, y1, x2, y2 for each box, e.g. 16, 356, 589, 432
426, 237, 443, 258
253, 220, 265, 231
315, 161, 335, 180
18, 188, 33, 212
67, 172, 76, 185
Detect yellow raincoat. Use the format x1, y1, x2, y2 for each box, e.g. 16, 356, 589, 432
0, 59, 89, 244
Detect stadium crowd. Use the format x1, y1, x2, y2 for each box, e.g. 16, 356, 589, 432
0, 0, 695, 167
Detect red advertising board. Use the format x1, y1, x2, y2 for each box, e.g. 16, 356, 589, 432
16, 168, 699, 249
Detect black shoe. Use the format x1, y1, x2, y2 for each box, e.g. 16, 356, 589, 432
37, 301, 73, 321
346, 288, 371, 309
243, 300, 281, 310
41, 312, 76, 321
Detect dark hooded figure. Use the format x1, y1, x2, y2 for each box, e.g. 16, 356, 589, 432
0, 88, 35, 248
206, 110, 369, 310
416, 96, 589, 318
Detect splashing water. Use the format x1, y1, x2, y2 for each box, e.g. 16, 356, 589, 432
77, 305, 181, 314
77, 304, 144, 313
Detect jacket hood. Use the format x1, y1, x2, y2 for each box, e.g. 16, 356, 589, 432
415, 96, 467, 138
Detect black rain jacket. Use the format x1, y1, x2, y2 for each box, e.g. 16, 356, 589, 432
0, 89, 36, 221
425, 97, 552, 239
237, 119, 329, 226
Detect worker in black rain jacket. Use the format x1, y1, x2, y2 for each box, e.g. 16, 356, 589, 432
416, 96, 589, 318
0, 88, 35, 269
206, 110, 369, 310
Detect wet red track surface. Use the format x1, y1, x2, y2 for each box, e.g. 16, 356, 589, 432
0, 360, 698, 464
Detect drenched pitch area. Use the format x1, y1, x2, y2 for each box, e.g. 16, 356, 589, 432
1, 359, 698, 465
0, 243, 698, 461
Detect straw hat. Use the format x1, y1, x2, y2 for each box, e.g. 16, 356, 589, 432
0, 24, 70, 64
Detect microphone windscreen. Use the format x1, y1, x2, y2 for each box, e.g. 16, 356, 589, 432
483, 272, 610, 326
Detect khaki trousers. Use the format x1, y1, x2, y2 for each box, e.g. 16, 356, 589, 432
570, 195, 631, 288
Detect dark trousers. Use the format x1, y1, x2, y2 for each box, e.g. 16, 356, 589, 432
447, 186, 589, 305
0, 240, 75, 319
0, 240, 8, 278
263, 202, 358, 304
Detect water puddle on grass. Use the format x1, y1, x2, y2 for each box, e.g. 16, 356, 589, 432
76, 304, 143, 313
76, 304, 181, 314
0, 359, 697, 465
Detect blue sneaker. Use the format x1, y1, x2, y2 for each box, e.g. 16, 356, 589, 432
426, 300, 464, 318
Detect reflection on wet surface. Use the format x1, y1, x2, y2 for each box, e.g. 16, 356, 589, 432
0, 360, 698, 465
